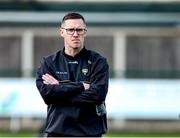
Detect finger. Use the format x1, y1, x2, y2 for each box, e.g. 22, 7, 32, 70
42, 74, 59, 84
45, 73, 54, 79
43, 80, 49, 84
42, 75, 53, 83
44, 74, 59, 84
42, 75, 50, 81
43, 74, 54, 81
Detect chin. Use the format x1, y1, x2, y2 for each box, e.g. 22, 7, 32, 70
72, 45, 81, 49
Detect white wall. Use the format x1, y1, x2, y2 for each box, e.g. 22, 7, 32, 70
0, 78, 180, 120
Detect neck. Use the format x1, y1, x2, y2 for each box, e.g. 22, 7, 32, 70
65, 47, 83, 57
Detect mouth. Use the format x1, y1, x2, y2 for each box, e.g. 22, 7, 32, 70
72, 39, 80, 44
72, 39, 80, 42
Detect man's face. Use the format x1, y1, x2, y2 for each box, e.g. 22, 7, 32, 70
60, 19, 87, 50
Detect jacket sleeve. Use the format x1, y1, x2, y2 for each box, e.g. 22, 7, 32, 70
70, 57, 109, 105
36, 57, 84, 105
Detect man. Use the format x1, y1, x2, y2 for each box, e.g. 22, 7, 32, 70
36, 12, 109, 137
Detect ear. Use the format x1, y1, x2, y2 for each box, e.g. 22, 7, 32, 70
84, 30, 87, 37
59, 28, 64, 37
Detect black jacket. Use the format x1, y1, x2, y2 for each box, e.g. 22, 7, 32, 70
36, 47, 109, 136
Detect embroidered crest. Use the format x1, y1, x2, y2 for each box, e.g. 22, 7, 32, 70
82, 68, 88, 75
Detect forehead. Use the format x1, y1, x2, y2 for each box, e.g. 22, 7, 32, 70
62, 19, 85, 28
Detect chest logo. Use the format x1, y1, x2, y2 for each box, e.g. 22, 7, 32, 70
82, 68, 88, 75
56, 71, 68, 75
68, 61, 78, 64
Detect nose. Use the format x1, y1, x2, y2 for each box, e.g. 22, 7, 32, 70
73, 30, 78, 36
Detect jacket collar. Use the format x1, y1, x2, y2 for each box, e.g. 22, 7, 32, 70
62, 47, 87, 60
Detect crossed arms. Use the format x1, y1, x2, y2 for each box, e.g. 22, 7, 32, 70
42, 73, 90, 90
36, 57, 109, 105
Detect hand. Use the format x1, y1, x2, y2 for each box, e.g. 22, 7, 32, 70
42, 73, 59, 85
83, 82, 90, 90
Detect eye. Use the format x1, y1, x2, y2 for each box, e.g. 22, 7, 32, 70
76, 29, 84, 32
67, 28, 75, 32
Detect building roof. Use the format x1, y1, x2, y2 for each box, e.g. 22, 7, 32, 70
0, 1, 180, 27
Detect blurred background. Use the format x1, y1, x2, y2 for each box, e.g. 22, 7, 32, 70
0, 0, 180, 137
